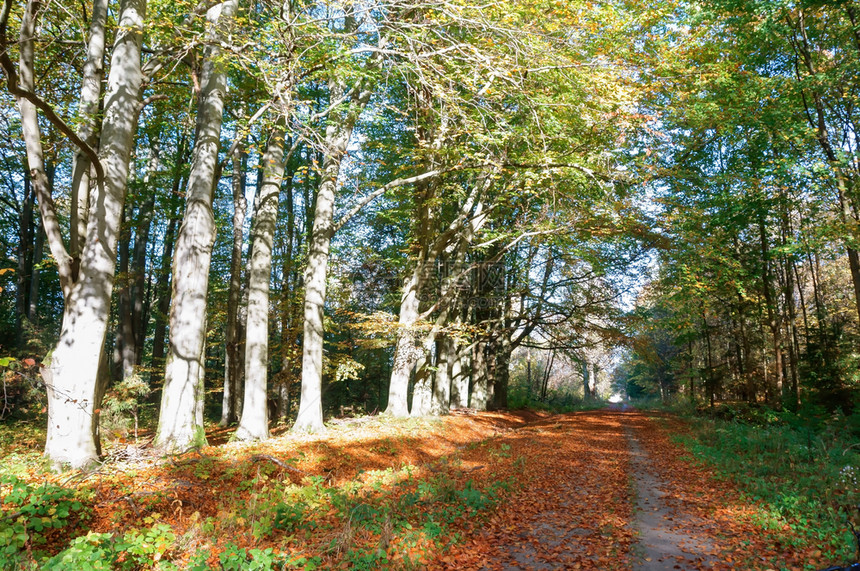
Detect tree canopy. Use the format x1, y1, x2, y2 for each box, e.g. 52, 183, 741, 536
0, 0, 858, 471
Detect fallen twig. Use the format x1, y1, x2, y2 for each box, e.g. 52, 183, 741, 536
249, 454, 308, 475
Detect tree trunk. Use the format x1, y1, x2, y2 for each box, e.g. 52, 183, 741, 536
293, 152, 336, 431
782, 256, 800, 410
450, 330, 471, 409
69, 0, 108, 259
837, 180, 860, 325
704, 310, 715, 408
431, 334, 453, 414
43, 0, 146, 468
151, 213, 178, 383
471, 338, 491, 410
688, 341, 695, 405
150, 137, 187, 385
294, 78, 373, 432
16, 173, 33, 348
276, 155, 297, 424
131, 141, 159, 367
758, 219, 784, 405
540, 349, 556, 402
410, 341, 434, 417
582, 359, 591, 399
236, 129, 285, 441
491, 333, 511, 410
115, 204, 134, 381
157, 0, 238, 452
386, 265, 423, 417
220, 144, 247, 426
27, 201, 44, 323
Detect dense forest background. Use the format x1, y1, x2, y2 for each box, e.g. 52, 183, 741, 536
1, 0, 860, 468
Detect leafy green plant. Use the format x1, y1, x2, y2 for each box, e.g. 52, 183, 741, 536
217, 542, 321, 570
676, 414, 860, 563
344, 546, 388, 570
41, 532, 118, 571
490, 443, 511, 459
273, 501, 311, 533
0, 475, 87, 560
121, 522, 176, 566
100, 373, 151, 442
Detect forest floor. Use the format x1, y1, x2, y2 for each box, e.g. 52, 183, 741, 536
1, 409, 827, 569
443, 409, 809, 571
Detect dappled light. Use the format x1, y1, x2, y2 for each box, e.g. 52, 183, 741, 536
3, 0, 860, 568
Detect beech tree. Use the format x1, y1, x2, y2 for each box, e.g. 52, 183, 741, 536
235, 128, 286, 441
0, 0, 148, 467
156, 0, 239, 452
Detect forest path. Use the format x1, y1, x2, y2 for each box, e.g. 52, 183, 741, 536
442, 410, 762, 570
624, 414, 721, 570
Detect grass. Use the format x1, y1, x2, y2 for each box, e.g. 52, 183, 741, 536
670, 408, 860, 568
0, 410, 527, 569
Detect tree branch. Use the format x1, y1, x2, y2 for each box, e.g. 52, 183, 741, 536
332, 168, 446, 234
0, 0, 105, 186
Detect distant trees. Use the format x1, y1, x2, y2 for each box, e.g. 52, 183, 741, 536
618, 0, 860, 411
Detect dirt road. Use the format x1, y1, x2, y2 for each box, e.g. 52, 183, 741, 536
442, 410, 785, 570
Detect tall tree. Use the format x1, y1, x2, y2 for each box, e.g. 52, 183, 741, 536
157, 0, 239, 452
0, 0, 148, 468
236, 127, 286, 441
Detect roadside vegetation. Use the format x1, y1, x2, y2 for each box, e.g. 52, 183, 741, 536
0, 410, 538, 570
646, 400, 860, 569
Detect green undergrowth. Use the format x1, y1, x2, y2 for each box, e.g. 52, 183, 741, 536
508, 385, 609, 413
670, 406, 860, 568
0, 426, 520, 569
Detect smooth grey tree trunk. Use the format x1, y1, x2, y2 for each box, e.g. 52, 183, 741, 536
69, 0, 108, 259
432, 334, 453, 414
491, 332, 511, 410
294, 82, 373, 432
450, 335, 471, 409
220, 145, 247, 426
157, 0, 238, 452
294, 142, 338, 432
471, 339, 490, 410
15, 2, 73, 301
236, 129, 285, 441
386, 265, 423, 417
410, 349, 434, 417
42, 0, 146, 468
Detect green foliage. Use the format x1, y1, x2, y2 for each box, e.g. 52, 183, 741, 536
41, 533, 119, 571
675, 412, 860, 562
0, 358, 45, 422
100, 373, 151, 441
0, 475, 88, 564
273, 502, 312, 533
23, 522, 184, 570
216, 543, 321, 570
121, 523, 177, 565
343, 546, 388, 570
